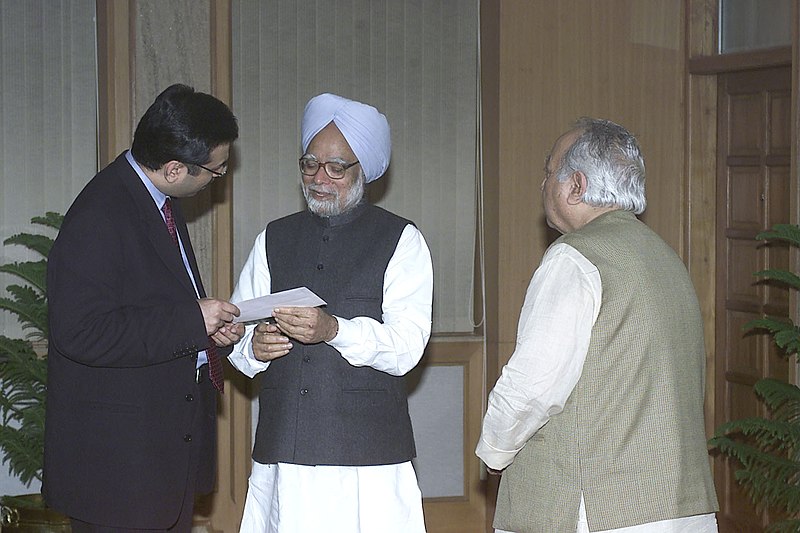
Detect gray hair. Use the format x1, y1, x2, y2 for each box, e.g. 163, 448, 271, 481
555, 117, 646, 214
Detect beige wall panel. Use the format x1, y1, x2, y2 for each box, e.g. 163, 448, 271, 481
133, 1, 212, 102
685, 0, 717, 439
133, 0, 216, 285
494, 0, 686, 349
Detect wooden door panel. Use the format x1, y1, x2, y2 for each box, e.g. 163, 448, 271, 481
768, 170, 792, 229
715, 66, 792, 533
728, 94, 764, 153
769, 92, 792, 152
411, 339, 487, 533
728, 168, 763, 228
727, 239, 760, 301
725, 311, 761, 377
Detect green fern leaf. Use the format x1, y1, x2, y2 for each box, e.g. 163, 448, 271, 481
0, 261, 47, 295
0, 286, 48, 337
756, 224, 800, 246
31, 212, 64, 233
754, 269, 800, 291
744, 318, 800, 355
711, 223, 800, 529
0, 211, 58, 486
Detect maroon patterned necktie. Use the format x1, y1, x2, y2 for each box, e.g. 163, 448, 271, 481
162, 198, 224, 392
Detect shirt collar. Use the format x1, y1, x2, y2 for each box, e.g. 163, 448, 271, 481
125, 150, 168, 209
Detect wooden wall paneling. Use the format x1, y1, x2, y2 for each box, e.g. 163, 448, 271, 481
714, 66, 793, 531
690, 47, 793, 74
479, 0, 501, 528
495, 0, 686, 360
419, 339, 486, 533
489, 1, 687, 531
685, 0, 718, 441
96, 0, 134, 168
196, 1, 252, 531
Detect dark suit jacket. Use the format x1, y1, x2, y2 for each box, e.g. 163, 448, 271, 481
43, 153, 226, 528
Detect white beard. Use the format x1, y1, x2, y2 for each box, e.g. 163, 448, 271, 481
302, 173, 365, 217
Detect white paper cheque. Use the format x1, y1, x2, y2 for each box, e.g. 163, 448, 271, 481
233, 287, 327, 323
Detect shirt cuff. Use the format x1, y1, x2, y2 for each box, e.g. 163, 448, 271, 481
475, 439, 519, 471
227, 342, 269, 378
327, 315, 354, 349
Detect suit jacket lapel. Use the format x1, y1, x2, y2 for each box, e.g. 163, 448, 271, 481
115, 156, 197, 295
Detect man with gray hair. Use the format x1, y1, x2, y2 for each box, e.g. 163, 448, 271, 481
229, 93, 432, 532
476, 118, 719, 532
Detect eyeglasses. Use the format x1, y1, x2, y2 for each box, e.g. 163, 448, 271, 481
194, 162, 227, 179
299, 156, 360, 180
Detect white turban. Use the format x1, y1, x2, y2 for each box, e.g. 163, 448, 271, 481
301, 93, 391, 183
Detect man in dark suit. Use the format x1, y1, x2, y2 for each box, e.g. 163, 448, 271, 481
43, 84, 244, 532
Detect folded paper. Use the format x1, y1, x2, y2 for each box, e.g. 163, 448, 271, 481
234, 287, 327, 323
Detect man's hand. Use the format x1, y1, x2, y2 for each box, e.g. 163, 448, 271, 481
272, 306, 338, 344
211, 322, 245, 347
198, 298, 240, 336
252, 321, 293, 361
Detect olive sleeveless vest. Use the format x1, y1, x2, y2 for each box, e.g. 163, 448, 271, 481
494, 210, 718, 532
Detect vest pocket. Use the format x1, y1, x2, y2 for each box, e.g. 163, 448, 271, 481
337, 296, 382, 320
342, 388, 392, 410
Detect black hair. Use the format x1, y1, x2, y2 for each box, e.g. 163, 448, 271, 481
130, 84, 239, 172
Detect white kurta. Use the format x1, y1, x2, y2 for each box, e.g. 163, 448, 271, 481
477, 243, 717, 533
229, 223, 433, 533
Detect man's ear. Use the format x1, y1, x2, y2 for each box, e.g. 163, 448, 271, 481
162, 160, 187, 184
567, 171, 587, 205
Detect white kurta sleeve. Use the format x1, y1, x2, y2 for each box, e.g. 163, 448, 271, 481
228, 229, 273, 378
475, 243, 601, 471
328, 224, 433, 376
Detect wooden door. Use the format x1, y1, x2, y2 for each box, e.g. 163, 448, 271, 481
714, 66, 792, 532
409, 340, 488, 533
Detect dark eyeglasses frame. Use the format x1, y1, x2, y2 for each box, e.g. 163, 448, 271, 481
299, 157, 360, 180
194, 163, 227, 179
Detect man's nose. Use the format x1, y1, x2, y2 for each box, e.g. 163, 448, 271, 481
313, 165, 331, 183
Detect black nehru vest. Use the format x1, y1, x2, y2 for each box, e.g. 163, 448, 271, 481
252, 202, 417, 466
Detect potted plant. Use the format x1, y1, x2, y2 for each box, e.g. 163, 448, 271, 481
709, 223, 800, 532
0, 212, 70, 531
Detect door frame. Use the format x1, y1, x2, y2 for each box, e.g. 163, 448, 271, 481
686, 0, 799, 531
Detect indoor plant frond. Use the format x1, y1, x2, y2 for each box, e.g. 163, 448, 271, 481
0, 282, 48, 340
0, 213, 61, 486
756, 224, 800, 247
754, 269, 800, 293
744, 318, 800, 355
756, 379, 800, 426
710, 223, 800, 532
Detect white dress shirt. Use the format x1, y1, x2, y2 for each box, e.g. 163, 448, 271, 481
477, 243, 717, 533
229, 223, 433, 533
